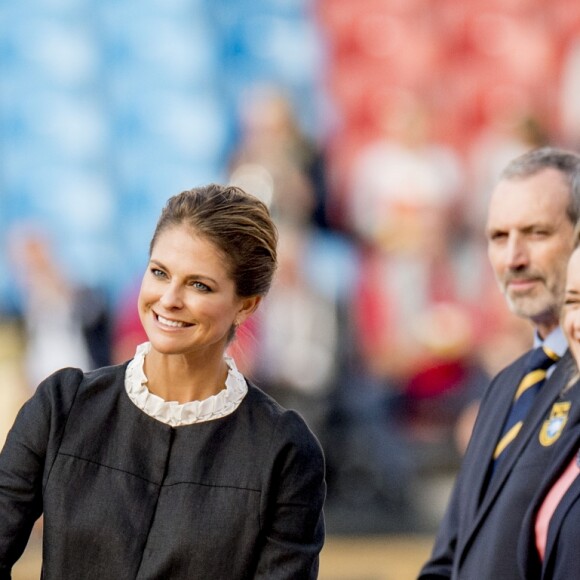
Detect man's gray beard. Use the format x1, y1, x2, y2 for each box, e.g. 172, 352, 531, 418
505, 292, 560, 325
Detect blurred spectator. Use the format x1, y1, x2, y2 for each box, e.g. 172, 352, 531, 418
351, 221, 488, 442
348, 92, 464, 250
560, 35, 580, 148
228, 84, 354, 430
249, 223, 341, 434
467, 106, 551, 233
346, 92, 485, 441
7, 225, 112, 390
228, 83, 332, 230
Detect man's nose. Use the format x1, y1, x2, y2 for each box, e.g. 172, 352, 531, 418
505, 235, 529, 270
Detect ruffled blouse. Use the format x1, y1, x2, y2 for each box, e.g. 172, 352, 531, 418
124, 342, 248, 427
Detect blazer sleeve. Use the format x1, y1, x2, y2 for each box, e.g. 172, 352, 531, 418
417, 478, 460, 578
254, 410, 326, 579
418, 366, 506, 579
0, 367, 82, 578
417, 398, 487, 580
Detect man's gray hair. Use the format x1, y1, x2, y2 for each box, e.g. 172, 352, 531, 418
501, 146, 580, 225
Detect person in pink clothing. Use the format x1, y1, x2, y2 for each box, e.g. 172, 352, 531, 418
518, 240, 580, 579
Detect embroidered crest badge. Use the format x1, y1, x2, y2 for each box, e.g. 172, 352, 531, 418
539, 401, 571, 447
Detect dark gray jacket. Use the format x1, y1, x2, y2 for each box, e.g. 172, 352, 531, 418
0, 363, 326, 579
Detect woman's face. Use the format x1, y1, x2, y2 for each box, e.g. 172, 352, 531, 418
562, 247, 580, 365
138, 224, 259, 360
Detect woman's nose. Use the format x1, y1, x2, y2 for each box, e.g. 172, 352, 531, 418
159, 283, 184, 308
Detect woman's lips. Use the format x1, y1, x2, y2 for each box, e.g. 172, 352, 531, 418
155, 313, 192, 328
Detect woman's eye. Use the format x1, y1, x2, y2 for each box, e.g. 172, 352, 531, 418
191, 281, 210, 292
151, 268, 166, 278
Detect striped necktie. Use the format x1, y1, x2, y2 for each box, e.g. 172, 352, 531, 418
493, 346, 560, 464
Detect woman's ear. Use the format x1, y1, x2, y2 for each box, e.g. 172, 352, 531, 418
235, 295, 262, 326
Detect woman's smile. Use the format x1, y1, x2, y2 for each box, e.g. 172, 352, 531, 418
155, 312, 192, 329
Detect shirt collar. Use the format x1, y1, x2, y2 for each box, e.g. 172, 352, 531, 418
534, 326, 568, 358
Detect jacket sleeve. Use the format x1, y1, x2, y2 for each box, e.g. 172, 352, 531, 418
0, 368, 82, 578
418, 396, 496, 580
254, 410, 326, 579
418, 372, 500, 579
417, 479, 460, 578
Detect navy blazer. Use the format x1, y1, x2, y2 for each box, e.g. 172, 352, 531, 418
518, 415, 580, 579
419, 349, 580, 579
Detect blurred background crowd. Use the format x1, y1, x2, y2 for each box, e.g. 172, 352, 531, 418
1, 0, 580, 541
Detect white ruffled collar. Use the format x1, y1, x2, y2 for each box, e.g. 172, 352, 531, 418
124, 342, 248, 427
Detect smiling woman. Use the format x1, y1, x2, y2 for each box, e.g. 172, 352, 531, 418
138, 227, 262, 403
0, 184, 326, 580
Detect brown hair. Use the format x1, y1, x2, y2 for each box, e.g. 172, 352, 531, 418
150, 184, 278, 298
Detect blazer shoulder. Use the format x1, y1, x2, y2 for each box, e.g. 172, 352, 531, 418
498, 349, 535, 376
243, 380, 324, 456
80, 362, 129, 387
31, 362, 128, 411
479, 350, 533, 401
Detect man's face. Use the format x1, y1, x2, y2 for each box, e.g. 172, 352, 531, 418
486, 168, 576, 337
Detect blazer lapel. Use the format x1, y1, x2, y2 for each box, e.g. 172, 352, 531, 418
469, 359, 530, 510
538, 379, 580, 574
518, 420, 580, 579
458, 352, 573, 561
485, 353, 573, 500
542, 452, 580, 573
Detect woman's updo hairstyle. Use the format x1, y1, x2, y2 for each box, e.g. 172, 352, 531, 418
150, 184, 278, 298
